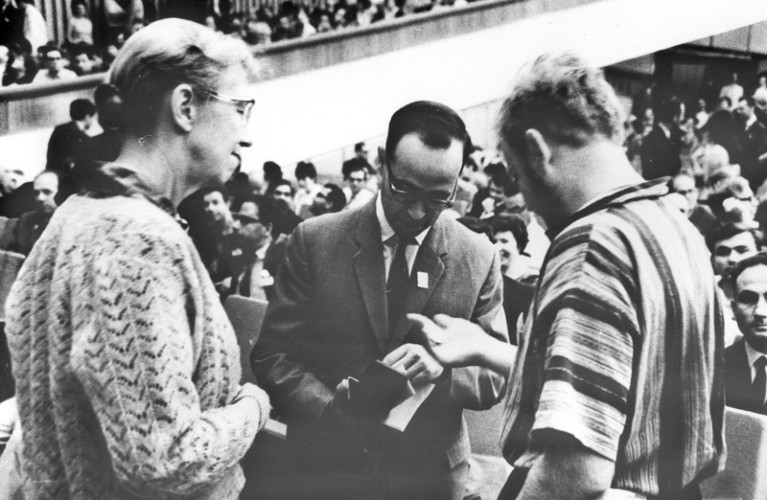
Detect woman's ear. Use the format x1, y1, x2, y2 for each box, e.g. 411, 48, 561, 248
170, 83, 196, 132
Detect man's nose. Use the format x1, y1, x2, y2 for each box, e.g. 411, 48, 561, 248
407, 200, 426, 221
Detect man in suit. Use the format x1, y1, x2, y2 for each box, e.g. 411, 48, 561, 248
726, 252, 767, 415
251, 101, 509, 500
641, 97, 684, 180
46, 98, 96, 173
736, 96, 767, 189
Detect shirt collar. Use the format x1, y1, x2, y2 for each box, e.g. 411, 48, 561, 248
376, 192, 430, 246
658, 122, 671, 139
255, 243, 269, 260
545, 178, 670, 240
747, 114, 758, 128
744, 339, 767, 369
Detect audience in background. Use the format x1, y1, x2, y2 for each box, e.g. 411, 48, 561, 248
32, 45, 77, 83
67, 1, 94, 46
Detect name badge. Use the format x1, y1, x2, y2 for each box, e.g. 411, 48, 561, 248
417, 272, 428, 289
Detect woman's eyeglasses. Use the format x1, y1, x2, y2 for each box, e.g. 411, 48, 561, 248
205, 90, 255, 124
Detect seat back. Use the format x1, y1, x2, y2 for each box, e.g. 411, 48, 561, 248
223, 295, 269, 384
701, 406, 767, 500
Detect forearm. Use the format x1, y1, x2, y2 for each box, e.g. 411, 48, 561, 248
516, 441, 615, 500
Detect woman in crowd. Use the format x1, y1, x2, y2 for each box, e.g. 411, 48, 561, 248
4, 18, 269, 499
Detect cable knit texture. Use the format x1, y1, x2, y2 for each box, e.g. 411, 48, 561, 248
6, 194, 263, 499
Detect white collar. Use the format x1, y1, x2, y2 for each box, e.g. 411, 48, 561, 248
746, 114, 758, 129
255, 243, 269, 260
658, 122, 671, 139
376, 192, 430, 245
744, 339, 767, 369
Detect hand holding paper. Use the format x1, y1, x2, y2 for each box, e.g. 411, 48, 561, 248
383, 343, 444, 385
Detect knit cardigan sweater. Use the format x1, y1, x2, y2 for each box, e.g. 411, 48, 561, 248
6, 194, 266, 499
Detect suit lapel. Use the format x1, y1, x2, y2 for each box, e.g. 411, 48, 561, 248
388, 220, 447, 351
351, 201, 389, 353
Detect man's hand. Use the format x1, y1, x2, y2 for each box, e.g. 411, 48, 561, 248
382, 343, 444, 385
408, 313, 516, 375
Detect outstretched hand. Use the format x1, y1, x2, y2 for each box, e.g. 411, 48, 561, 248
407, 313, 516, 375
407, 313, 487, 367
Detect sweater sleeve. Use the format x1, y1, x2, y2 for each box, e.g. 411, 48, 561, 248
71, 231, 262, 497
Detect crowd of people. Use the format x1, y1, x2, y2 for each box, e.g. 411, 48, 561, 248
0, 0, 478, 87
1, 10, 767, 500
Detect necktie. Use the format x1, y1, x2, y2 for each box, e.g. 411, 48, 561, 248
387, 236, 414, 335
754, 356, 767, 409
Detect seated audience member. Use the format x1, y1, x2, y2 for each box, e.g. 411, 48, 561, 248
309, 182, 346, 216
9, 170, 63, 255
262, 160, 284, 195
73, 83, 123, 185
491, 214, 536, 345
187, 187, 235, 284
271, 178, 295, 211
223, 196, 285, 301
342, 158, 375, 210
709, 222, 761, 346
70, 46, 98, 76
46, 98, 96, 173
342, 141, 374, 176
726, 252, 767, 414
478, 171, 519, 220
0, 168, 34, 218
293, 161, 322, 217
641, 96, 684, 180
735, 96, 767, 190
672, 172, 718, 239
67, 1, 94, 46
467, 162, 506, 217
32, 46, 77, 83
706, 176, 757, 226
2, 44, 35, 86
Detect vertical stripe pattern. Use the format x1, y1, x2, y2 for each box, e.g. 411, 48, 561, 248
500, 179, 725, 497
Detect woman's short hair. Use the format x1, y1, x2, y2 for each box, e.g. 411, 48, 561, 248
498, 51, 625, 153
109, 18, 260, 136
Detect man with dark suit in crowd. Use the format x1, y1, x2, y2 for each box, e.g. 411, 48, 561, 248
641, 96, 684, 180
251, 100, 509, 500
46, 98, 96, 173
726, 252, 767, 415
736, 96, 767, 189
224, 195, 285, 301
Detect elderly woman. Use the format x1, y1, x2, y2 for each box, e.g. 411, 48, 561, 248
4, 19, 269, 499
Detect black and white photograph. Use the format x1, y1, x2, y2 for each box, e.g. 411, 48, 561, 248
1, 0, 767, 499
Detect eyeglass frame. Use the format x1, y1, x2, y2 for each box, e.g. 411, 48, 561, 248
204, 90, 255, 124
385, 161, 460, 209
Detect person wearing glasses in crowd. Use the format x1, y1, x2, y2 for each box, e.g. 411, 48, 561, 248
2, 19, 270, 500
251, 100, 509, 500
32, 45, 77, 83
343, 157, 376, 210
726, 252, 767, 415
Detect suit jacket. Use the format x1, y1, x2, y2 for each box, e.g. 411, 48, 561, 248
740, 120, 767, 188
725, 339, 767, 415
251, 199, 508, 497
46, 121, 89, 172
641, 125, 681, 180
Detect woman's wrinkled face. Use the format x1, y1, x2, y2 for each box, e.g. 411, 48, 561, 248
189, 67, 255, 187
